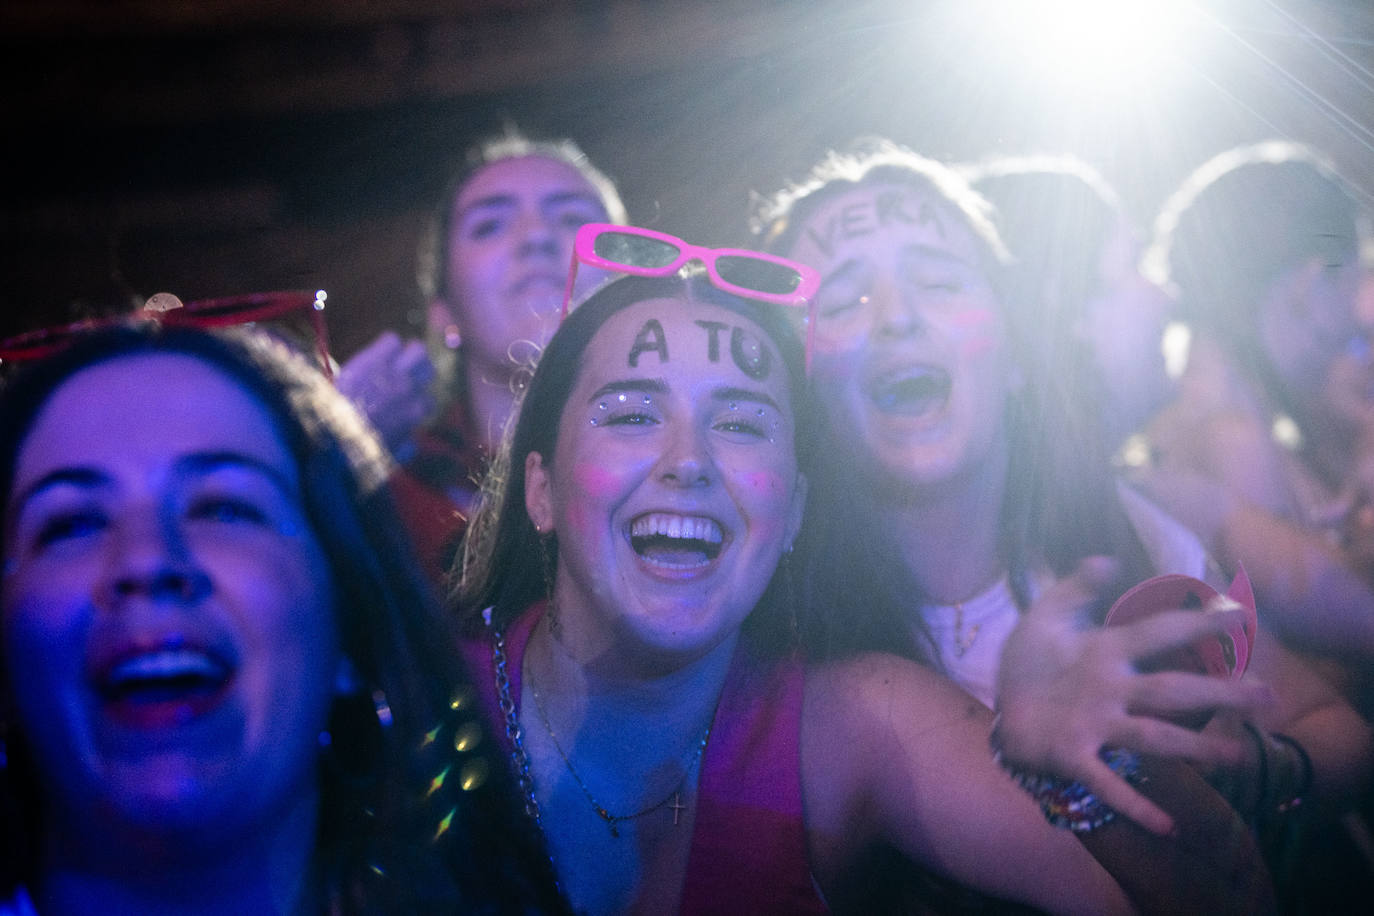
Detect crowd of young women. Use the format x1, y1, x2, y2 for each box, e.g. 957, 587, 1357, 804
3, 129, 1371, 913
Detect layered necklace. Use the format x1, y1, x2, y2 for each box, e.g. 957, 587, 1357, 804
492, 627, 713, 838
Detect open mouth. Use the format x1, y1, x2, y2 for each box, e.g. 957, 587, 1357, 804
867, 365, 952, 417
96, 647, 234, 723
512, 273, 565, 295
630, 512, 725, 569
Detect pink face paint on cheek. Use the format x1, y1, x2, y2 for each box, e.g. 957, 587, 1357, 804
736, 470, 793, 543
739, 470, 788, 494
946, 307, 1001, 360
560, 462, 635, 540
571, 463, 628, 499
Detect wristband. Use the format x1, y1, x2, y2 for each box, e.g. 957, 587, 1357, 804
991, 722, 1143, 832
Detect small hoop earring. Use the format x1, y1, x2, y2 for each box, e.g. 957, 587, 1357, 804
781, 549, 800, 652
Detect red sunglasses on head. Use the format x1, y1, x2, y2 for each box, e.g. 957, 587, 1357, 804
0, 290, 333, 379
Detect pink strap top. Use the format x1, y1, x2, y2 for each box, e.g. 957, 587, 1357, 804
462, 607, 828, 915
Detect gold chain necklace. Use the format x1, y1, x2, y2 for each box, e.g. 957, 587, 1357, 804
520, 623, 713, 838
952, 600, 981, 659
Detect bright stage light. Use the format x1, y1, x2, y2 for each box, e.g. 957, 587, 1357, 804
991, 0, 1199, 95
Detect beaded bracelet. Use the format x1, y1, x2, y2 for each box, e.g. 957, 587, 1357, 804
991, 737, 1143, 833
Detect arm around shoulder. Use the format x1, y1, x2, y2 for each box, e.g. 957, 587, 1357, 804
801, 652, 1133, 915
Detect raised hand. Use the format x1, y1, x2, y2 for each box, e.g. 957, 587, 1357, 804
995, 556, 1273, 834
337, 331, 436, 457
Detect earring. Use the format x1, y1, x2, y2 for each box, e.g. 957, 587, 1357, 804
443, 324, 461, 351
779, 547, 800, 653
537, 530, 560, 638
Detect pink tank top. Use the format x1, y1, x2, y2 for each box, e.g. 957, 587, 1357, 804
462, 607, 828, 915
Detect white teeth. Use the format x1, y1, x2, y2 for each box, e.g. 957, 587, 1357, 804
107, 649, 227, 686
631, 513, 724, 544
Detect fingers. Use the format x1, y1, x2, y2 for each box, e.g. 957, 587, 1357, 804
1114, 606, 1251, 659
393, 338, 436, 387
336, 332, 436, 452
1026, 555, 1121, 626
1108, 712, 1249, 768
1125, 670, 1273, 718
337, 331, 404, 401
1077, 755, 1175, 836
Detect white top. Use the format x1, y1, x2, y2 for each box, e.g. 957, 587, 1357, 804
915, 575, 1024, 708
916, 481, 1215, 709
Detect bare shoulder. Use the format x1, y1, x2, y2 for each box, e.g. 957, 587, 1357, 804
801, 652, 990, 892
801, 653, 992, 817
806, 651, 989, 735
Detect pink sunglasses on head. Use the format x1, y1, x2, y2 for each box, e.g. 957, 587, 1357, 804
563, 222, 820, 371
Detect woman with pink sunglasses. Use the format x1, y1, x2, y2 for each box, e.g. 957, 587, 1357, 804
448, 226, 1288, 912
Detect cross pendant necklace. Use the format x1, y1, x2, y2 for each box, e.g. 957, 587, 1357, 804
524, 646, 713, 838
669, 792, 687, 825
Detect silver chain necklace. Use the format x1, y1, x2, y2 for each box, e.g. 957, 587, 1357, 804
493, 628, 712, 838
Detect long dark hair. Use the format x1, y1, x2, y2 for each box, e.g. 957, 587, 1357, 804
0, 322, 565, 913
967, 158, 1156, 597
458, 271, 812, 656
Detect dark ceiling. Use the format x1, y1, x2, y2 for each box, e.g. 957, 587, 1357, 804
4, 0, 1373, 355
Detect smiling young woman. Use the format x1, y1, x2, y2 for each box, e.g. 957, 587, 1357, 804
452, 266, 1163, 915
0, 322, 565, 915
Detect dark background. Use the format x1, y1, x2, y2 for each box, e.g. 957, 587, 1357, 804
4, 0, 1372, 358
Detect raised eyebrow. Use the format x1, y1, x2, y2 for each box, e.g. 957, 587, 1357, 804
713, 386, 782, 413
586, 378, 669, 404
541, 190, 604, 211
819, 258, 864, 288
12, 467, 110, 513
902, 244, 977, 269
176, 451, 299, 497
456, 194, 519, 219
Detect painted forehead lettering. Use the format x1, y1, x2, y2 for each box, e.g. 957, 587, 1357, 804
627, 318, 668, 368
693, 319, 772, 381
623, 316, 774, 380
804, 190, 949, 259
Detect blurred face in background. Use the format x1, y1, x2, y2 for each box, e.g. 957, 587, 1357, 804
439, 155, 612, 376
1259, 238, 1363, 412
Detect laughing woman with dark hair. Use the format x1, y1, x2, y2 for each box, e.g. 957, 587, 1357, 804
0, 321, 565, 914
448, 233, 1194, 913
